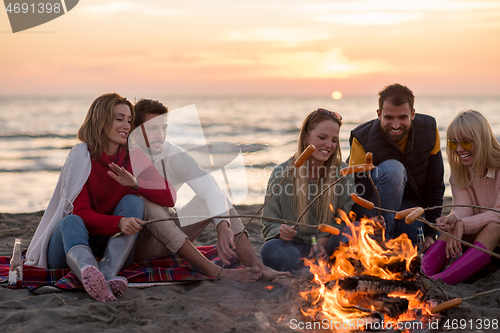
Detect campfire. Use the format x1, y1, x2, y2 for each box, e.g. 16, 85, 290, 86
300, 210, 438, 331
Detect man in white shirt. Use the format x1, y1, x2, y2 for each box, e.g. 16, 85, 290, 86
130, 99, 278, 282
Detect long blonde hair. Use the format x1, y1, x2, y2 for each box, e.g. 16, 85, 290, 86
77, 93, 134, 159
293, 110, 342, 225
447, 109, 500, 188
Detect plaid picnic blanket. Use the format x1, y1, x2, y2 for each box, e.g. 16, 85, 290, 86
0, 245, 236, 292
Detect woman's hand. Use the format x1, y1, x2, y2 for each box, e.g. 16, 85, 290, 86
108, 163, 139, 189
279, 224, 297, 242
118, 217, 142, 236
308, 243, 328, 261
446, 219, 464, 258
436, 214, 458, 233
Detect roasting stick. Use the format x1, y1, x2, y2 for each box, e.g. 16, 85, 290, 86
338, 152, 379, 219
350, 197, 500, 260
112, 214, 340, 235
363, 153, 382, 219
112, 215, 340, 240
425, 204, 500, 216
295, 155, 375, 224
214, 145, 318, 282
431, 287, 500, 314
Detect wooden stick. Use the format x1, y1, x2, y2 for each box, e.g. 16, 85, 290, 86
387, 207, 500, 260
353, 202, 500, 260
339, 163, 375, 176
431, 287, 500, 314
364, 151, 381, 219
215, 145, 316, 282
425, 204, 500, 215
112, 214, 321, 238
296, 175, 345, 223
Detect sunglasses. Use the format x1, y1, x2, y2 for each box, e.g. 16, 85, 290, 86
309, 108, 343, 123
447, 139, 472, 150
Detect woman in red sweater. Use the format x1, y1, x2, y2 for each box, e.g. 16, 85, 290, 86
46, 93, 175, 301
422, 110, 500, 284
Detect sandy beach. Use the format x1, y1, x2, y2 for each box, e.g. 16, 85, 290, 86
1, 201, 500, 332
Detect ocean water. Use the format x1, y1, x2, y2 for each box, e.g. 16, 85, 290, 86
1, 94, 500, 213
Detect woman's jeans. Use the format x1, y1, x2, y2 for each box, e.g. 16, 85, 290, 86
47, 194, 145, 269
261, 231, 348, 272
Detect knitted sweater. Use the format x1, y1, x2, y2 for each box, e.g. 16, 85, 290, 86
261, 158, 355, 242
73, 147, 176, 235
450, 168, 500, 234
26, 143, 91, 268
26, 144, 176, 268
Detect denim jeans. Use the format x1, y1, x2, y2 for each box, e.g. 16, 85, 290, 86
353, 159, 425, 243
47, 194, 145, 269
260, 231, 348, 272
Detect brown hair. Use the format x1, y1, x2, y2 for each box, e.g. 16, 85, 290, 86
378, 83, 415, 111
133, 98, 169, 130
293, 110, 342, 226
77, 93, 133, 159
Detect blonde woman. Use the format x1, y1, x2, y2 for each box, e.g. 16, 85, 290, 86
422, 110, 500, 284
26, 93, 175, 301
261, 109, 354, 271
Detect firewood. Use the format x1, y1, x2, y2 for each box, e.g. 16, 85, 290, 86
327, 275, 422, 296
344, 293, 409, 318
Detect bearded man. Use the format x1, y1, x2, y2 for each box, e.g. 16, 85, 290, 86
348, 83, 445, 252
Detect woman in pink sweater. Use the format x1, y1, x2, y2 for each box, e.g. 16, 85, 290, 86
422, 109, 500, 284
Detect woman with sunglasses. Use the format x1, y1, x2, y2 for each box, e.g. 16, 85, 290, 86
260, 109, 354, 272
26, 93, 176, 301
422, 109, 500, 284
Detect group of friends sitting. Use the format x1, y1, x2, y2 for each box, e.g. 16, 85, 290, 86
24, 83, 500, 302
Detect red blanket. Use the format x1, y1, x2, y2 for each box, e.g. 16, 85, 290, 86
0, 245, 233, 292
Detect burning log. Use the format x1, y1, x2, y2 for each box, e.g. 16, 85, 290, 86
380, 255, 421, 278
327, 275, 422, 296
299, 206, 436, 326
335, 251, 421, 278
344, 293, 409, 318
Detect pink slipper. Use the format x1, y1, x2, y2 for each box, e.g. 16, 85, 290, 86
81, 265, 116, 302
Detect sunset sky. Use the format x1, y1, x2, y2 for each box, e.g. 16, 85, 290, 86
1, 0, 500, 96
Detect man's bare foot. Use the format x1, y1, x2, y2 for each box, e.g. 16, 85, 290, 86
259, 265, 288, 281
220, 266, 261, 283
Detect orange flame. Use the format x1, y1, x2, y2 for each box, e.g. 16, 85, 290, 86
301, 210, 433, 327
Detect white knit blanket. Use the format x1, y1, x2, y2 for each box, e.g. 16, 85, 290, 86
25, 143, 91, 268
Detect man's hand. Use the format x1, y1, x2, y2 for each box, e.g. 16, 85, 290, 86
370, 215, 386, 237
278, 224, 297, 242
216, 221, 236, 265
423, 236, 434, 253
108, 163, 138, 189
118, 217, 142, 236
371, 215, 386, 229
